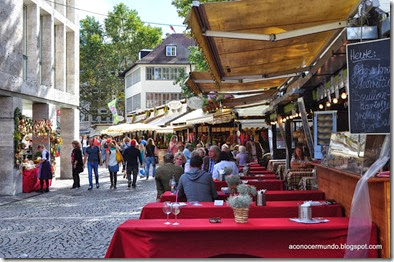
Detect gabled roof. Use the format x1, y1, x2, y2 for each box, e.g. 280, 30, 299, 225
120, 34, 195, 77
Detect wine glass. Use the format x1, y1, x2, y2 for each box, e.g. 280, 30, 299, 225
162, 202, 172, 225
172, 202, 181, 226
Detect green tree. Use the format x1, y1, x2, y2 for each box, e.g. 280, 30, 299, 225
171, 0, 226, 96
80, 4, 162, 121
171, 0, 228, 20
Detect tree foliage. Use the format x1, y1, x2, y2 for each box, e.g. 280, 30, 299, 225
171, 0, 228, 18
80, 4, 162, 119
171, 0, 226, 97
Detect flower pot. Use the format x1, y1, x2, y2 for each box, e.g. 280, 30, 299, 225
233, 208, 249, 223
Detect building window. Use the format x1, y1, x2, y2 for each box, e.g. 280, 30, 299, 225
146, 67, 185, 80
126, 94, 141, 113
125, 68, 141, 88
22, 5, 27, 80
166, 45, 176, 56
99, 109, 107, 114
146, 92, 182, 109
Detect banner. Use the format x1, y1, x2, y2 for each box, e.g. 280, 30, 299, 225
108, 99, 119, 125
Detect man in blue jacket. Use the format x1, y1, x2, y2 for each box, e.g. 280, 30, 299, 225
178, 155, 218, 202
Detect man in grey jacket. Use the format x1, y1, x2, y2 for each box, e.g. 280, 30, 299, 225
178, 155, 218, 202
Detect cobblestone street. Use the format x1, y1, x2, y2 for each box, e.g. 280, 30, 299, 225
0, 167, 157, 258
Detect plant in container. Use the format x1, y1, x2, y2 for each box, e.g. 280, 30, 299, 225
225, 174, 241, 194
227, 194, 252, 223
237, 184, 257, 198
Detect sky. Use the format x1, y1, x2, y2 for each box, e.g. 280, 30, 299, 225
77, 0, 186, 36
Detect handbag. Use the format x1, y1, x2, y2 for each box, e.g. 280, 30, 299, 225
154, 155, 159, 164
116, 150, 122, 163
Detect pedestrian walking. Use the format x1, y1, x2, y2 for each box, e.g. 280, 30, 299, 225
81, 135, 89, 155
71, 140, 83, 189
83, 139, 102, 190
145, 138, 158, 179
106, 142, 122, 189
37, 144, 52, 193
139, 142, 146, 178
168, 135, 178, 155
122, 139, 142, 188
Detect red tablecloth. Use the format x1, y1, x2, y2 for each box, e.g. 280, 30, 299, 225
140, 201, 343, 219
214, 179, 284, 191
248, 170, 275, 175
241, 174, 277, 180
22, 168, 52, 193
22, 168, 39, 193
105, 217, 378, 258
160, 190, 325, 202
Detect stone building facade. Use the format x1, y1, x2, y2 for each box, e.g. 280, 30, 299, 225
0, 0, 79, 195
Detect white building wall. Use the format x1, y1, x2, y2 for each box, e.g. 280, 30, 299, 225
125, 64, 194, 113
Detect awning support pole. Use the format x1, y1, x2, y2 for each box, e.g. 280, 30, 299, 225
204, 21, 348, 41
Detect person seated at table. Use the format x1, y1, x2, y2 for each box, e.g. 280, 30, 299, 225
212, 151, 239, 181
221, 144, 235, 162
174, 152, 186, 170
235, 146, 250, 167
178, 156, 218, 202
155, 154, 184, 201
203, 145, 220, 174
290, 146, 310, 169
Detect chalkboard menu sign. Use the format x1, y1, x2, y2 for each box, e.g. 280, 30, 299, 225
347, 38, 390, 134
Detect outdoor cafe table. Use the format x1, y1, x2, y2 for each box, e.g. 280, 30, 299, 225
139, 201, 343, 219
105, 217, 378, 258
160, 190, 326, 202
214, 179, 284, 191
241, 174, 277, 180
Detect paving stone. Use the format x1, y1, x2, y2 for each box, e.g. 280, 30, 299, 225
0, 167, 157, 258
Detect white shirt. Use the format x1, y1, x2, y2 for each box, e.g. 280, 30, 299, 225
108, 149, 118, 166
212, 160, 239, 181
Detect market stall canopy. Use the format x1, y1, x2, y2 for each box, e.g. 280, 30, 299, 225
235, 105, 269, 117
186, 72, 287, 94
103, 123, 160, 134
171, 109, 234, 126
186, 0, 361, 87
146, 104, 188, 127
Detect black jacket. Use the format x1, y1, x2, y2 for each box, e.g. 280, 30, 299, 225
122, 146, 142, 167
72, 148, 84, 173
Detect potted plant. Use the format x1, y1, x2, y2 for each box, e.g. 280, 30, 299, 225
237, 184, 257, 198
225, 174, 241, 194
227, 194, 253, 223
227, 184, 257, 223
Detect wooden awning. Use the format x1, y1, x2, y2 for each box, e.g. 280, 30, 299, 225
186, 0, 361, 86
186, 72, 287, 94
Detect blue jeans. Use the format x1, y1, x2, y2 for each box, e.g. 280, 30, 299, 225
88, 162, 99, 187
145, 157, 156, 178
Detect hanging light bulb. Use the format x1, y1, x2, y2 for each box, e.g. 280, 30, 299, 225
326, 101, 331, 107
289, 115, 294, 119
333, 98, 338, 104
319, 104, 324, 109
283, 118, 286, 123
341, 92, 347, 99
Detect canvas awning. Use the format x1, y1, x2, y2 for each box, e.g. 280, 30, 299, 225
186, 0, 361, 88
171, 109, 234, 126
186, 72, 287, 94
